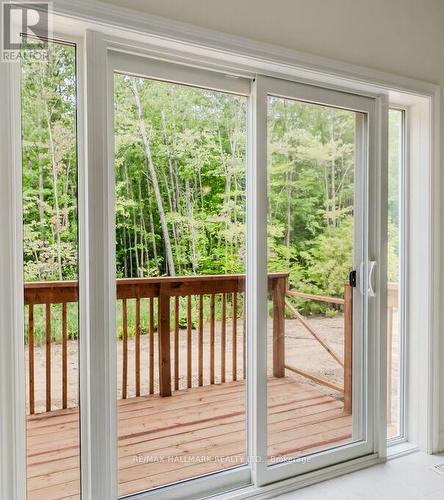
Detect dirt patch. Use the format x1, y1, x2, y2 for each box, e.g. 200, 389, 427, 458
25, 312, 399, 422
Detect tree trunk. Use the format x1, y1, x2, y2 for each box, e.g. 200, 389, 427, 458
132, 80, 176, 276
137, 174, 149, 276
285, 166, 293, 262
38, 161, 45, 243
37, 108, 46, 244
146, 181, 159, 270
185, 178, 198, 273
329, 114, 337, 228
43, 99, 63, 280
123, 163, 135, 277
122, 221, 128, 277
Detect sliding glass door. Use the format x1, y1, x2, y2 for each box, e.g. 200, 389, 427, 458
109, 52, 252, 497
103, 57, 384, 495
253, 76, 383, 485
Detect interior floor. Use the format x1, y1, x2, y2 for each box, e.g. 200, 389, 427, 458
277, 451, 444, 500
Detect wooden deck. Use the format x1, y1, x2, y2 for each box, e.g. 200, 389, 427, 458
27, 377, 352, 499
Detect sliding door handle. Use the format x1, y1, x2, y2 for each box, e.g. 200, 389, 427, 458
356, 261, 377, 296
368, 261, 376, 297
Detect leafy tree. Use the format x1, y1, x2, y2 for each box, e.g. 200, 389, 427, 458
21, 42, 401, 322
21, 42, 77, 281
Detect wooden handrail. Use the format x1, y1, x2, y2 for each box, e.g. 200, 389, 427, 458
24, 273, 289, 304
284, 298, 344, 367
285, 364, 344, 393
286, 289, 345, 305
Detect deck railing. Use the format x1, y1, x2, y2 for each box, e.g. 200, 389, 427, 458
284, 284, 353, 414
387, 282, 399, 424
24, 273, 288, 413
25, 280, 78, 414
25, 275, 395, 417
286, 282, 399, 418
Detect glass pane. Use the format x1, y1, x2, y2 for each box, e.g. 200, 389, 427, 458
21, 42, 81, 498
266, 96, 362, 463
113, 74, 247, 495
387, 109, 403, 439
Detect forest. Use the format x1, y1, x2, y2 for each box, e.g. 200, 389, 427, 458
21, 42, 400, 322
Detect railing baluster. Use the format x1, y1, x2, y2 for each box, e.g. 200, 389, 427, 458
187, 295, 192, 388
272, 276, 287, 378
343, 283, 353, 415
232, 292, 237, 381
158, 290, 171, 397
28, 304, 35, 415
149, 297, 154, 394
243, 298, 246, 380
62, 302, 68, 409
135, 298, 141, 397
210, 294, 215, 385
122, 299, 128, 399
174, 296, 179, 391
45, 303, 51, 412
221, 293, 226, 384
198, 294, 204, 386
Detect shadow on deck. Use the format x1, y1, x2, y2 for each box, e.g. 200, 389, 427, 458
27, 377, 352, 499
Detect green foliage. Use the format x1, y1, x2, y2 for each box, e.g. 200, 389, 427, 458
21, 42, 78, 281
113, 75, 247, 277
21, 42, 402, 341
387, 110, 402, 283
267, 98, 356, 311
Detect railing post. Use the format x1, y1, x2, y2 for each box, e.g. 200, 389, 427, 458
387, 305, 394, 424
272, 276, 287, 378
158, 286, 172, 397
343, 282, 353, 414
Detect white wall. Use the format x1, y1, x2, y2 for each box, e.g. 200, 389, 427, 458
99, 0, 444, 449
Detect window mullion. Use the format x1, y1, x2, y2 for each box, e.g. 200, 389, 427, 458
83, 30, 118, 500
247, 76, 268, 486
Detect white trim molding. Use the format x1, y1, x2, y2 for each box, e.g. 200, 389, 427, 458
52, 0, 438, 99
404, 96, 441, 454
0, 1, 440, 499
429, 92, 441, 454
0, 60, 27, 500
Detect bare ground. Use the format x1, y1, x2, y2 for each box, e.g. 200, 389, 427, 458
25, 312, 399, 427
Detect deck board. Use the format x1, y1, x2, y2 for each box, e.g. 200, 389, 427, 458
27, 377, 351, 499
